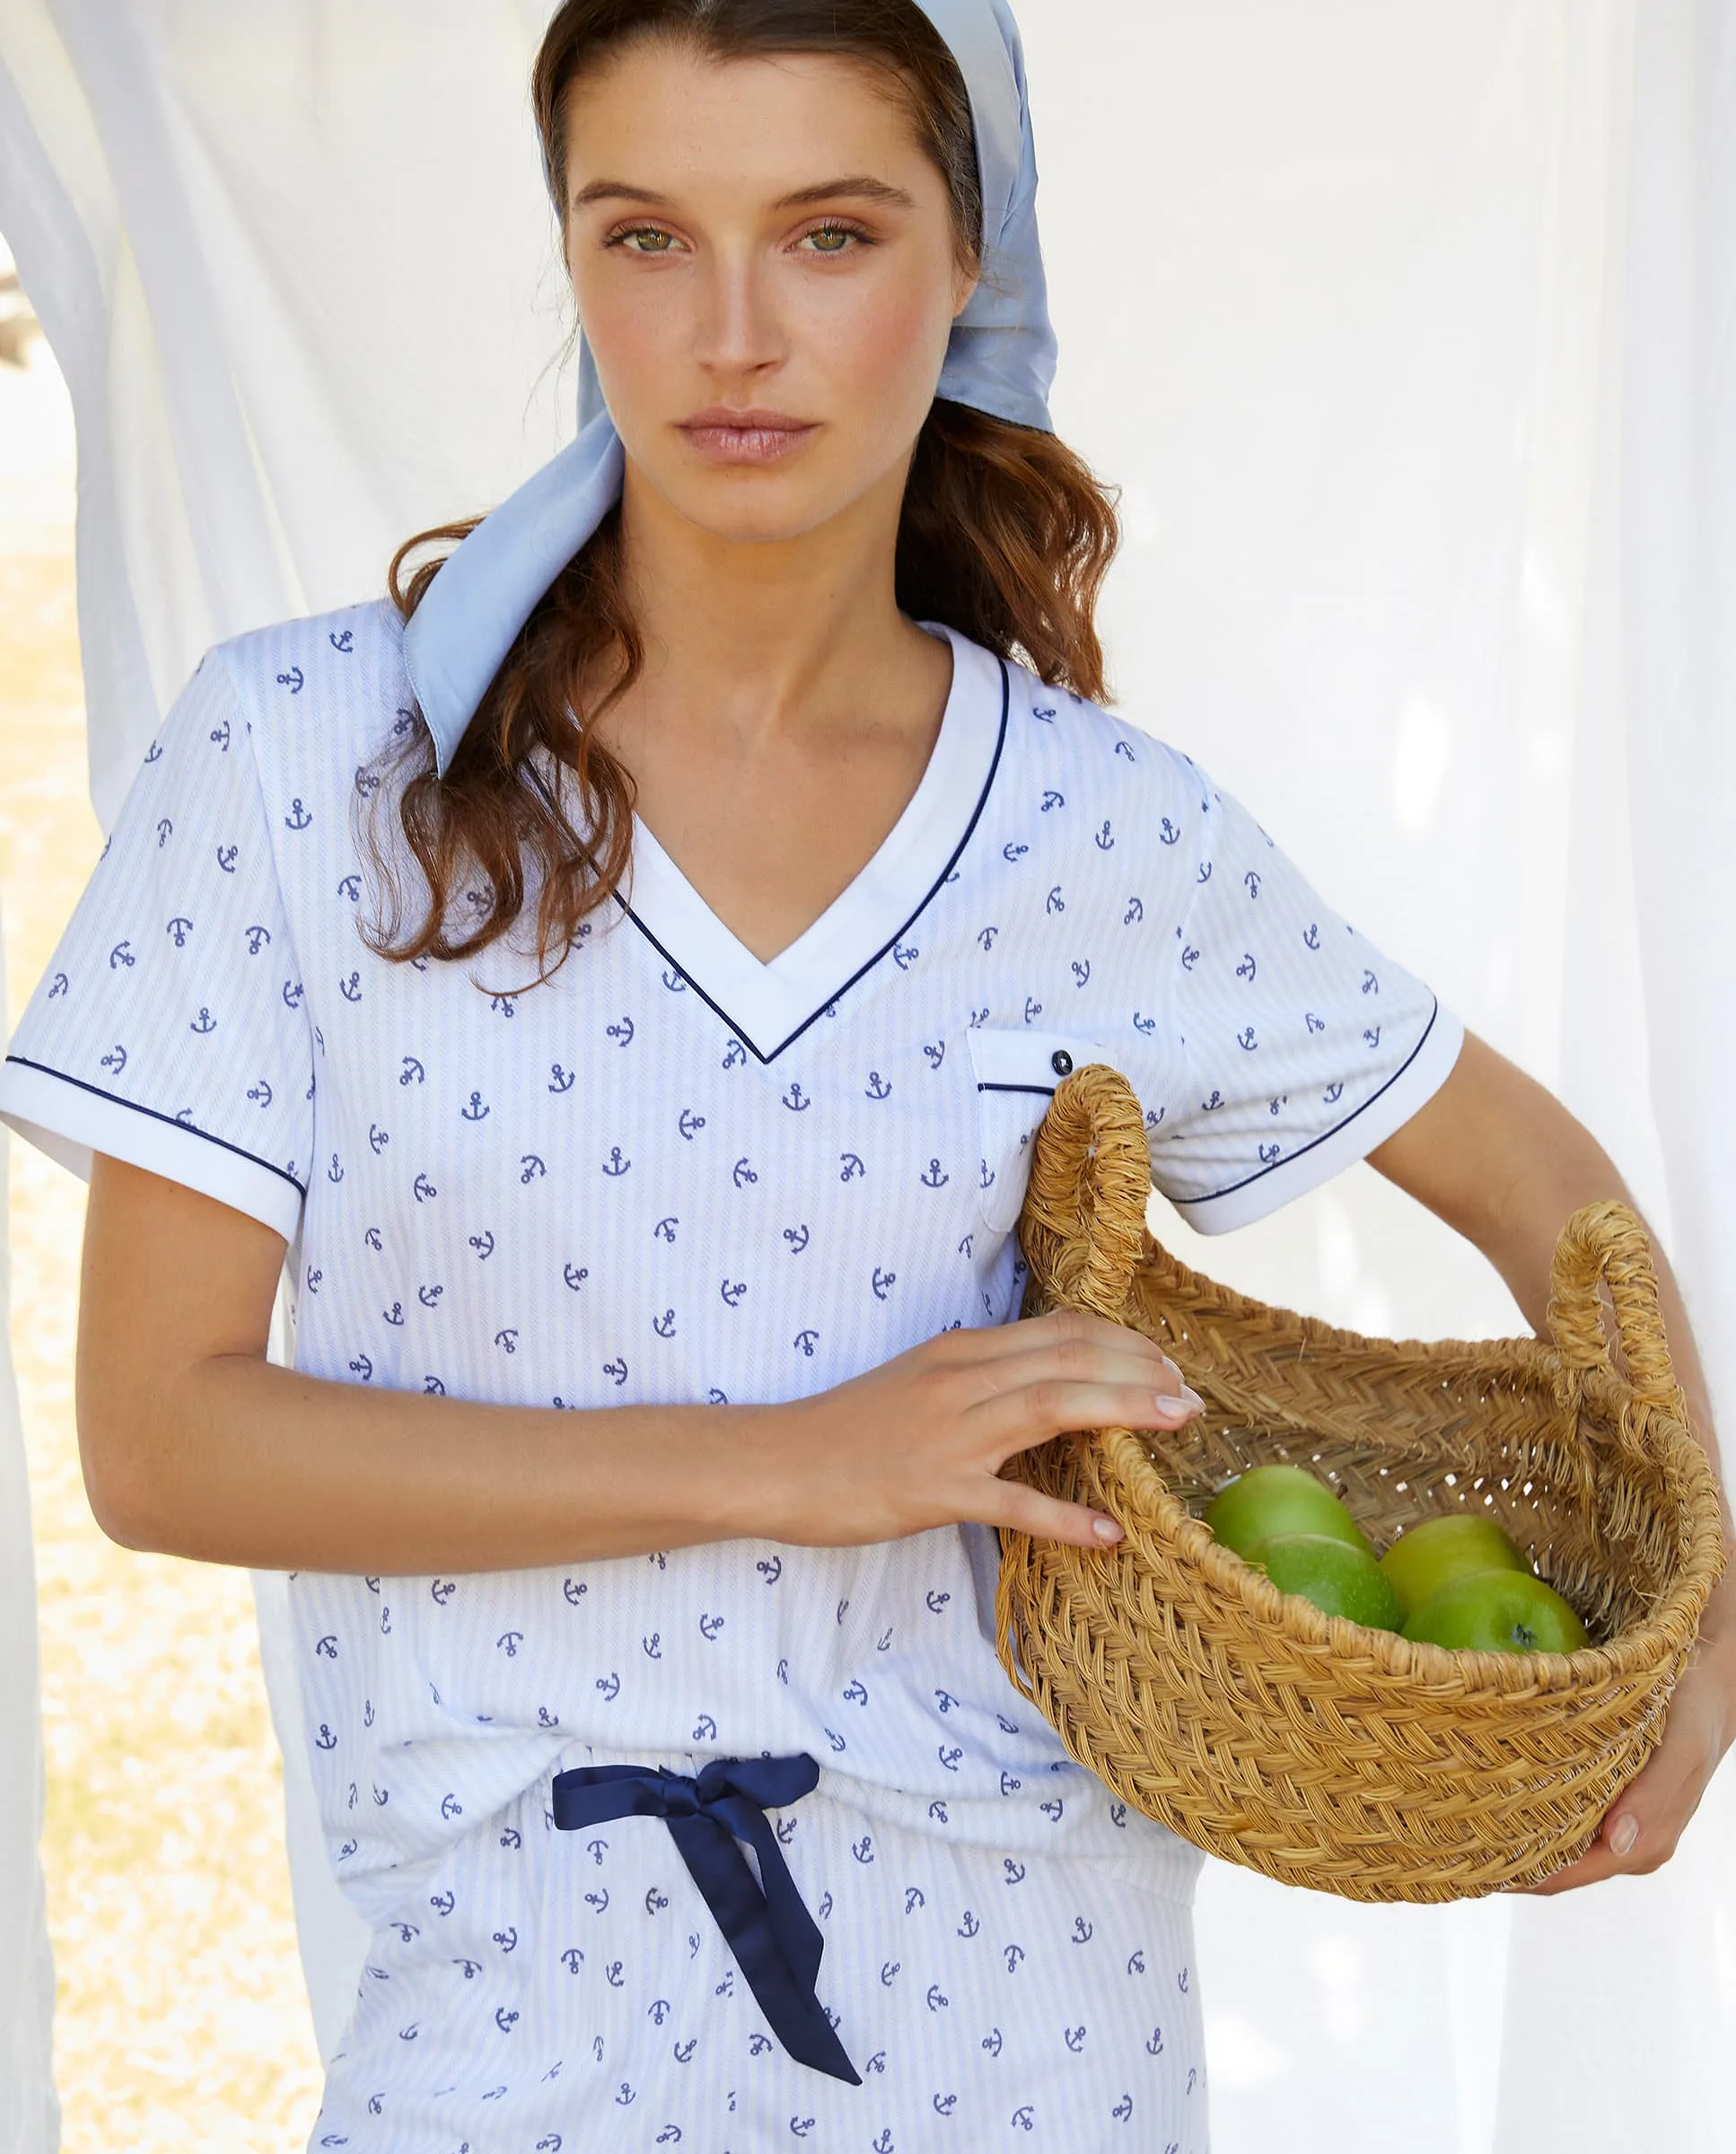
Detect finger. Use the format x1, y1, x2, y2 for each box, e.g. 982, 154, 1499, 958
1508, 1769, 1688, 1895
990, 1344, 1206, 1413
1094, 1347, 1201, 1405
1511, 1818, 1670, 1896
1512, 1837, 1628, 1896
976, 1335, 1204, 1411
992, 1307, 1180, 1372
943, 1310, 1205, 1409
976, 1379, 1206, 1456
1034, 1310, 1204, 1399
1021, 1306, 1156, 1344
980, 1477, 1125, 1549
1507, 1808, 1635, 1895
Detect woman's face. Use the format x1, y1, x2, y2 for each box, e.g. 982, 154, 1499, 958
561, 39, 976, 548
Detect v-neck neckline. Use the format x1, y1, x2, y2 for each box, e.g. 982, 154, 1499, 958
615, 623, 1009, 1063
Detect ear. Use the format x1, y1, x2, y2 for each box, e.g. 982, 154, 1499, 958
951, 264, 980, 321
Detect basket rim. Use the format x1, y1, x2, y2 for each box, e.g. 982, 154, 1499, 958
1135, 1235, 1559, 1389
1030, 1233, 1728, 1702
1094, 1426, 1721, 1696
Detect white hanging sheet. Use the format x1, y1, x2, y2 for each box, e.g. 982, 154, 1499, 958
1, 3, 1732, 2147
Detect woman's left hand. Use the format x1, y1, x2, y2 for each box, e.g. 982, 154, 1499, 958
1368, 1033, 1736, 1896
1512, 1622, 1736, 1894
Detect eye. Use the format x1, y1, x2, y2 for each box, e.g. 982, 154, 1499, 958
607, 225, 679, 255
797, 223, 871, 256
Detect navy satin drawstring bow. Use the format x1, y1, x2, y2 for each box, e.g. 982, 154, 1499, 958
551, 1752, 860, 2086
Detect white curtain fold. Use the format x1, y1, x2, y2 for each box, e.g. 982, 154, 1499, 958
0, 1085, 57, 2154
0, 3, 1731, 2147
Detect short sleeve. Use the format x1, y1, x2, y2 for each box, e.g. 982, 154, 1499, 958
1148, 760, 1463, 1233
0, 650, 314, 1241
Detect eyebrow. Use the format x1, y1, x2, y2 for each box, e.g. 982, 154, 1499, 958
570, 173, 917, 212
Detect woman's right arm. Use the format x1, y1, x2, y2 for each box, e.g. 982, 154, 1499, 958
77, 1154, 1201, 1577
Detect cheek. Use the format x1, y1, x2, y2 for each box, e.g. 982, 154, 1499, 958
821, 276, 954, 418
848, 284, 943, 385
571, 266, 682, 403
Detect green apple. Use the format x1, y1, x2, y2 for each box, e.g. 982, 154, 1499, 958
1205, 1465, 1372, 1560
1400, 1567, 1589, 1655
1243, 1532, 1403, 1632
1378, 1514, 1528, 1622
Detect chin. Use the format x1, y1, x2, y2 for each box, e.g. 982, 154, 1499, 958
657, 468, 874, 549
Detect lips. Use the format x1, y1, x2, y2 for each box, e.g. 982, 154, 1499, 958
682, 406, 811, 432
677, 408, 818, 464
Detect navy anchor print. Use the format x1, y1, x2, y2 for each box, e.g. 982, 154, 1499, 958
0, 599, 1458, 2154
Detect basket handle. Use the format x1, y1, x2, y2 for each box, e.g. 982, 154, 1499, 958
1016, 1063, 1152, 1319
1547, 1199, 1686, 1419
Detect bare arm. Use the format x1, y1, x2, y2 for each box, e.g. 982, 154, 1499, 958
1368, 1029, 1735, 1885
77, 1154, 773, 1573
75, 1153, 1198, 1574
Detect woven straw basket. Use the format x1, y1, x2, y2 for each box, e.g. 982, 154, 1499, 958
995, 1063, 1727, 1902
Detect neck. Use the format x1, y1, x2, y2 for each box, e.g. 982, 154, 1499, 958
604, 454, 938, 751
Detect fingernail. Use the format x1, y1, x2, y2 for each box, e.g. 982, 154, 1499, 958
1179, 1385, 1206, 1412
1152, 1393, 1197, 1423
1609, 1814, 1639, 1858
1162, 1354, 1186, 1379
1092, 1515, 1124, 1544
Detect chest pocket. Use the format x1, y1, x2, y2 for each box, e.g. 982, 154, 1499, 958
966, 1026, 1111, 1236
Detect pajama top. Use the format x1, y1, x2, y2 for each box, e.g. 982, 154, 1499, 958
0, 601, 1464, 2153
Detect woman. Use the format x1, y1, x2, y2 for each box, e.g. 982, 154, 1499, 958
3, 0, 1729, 2147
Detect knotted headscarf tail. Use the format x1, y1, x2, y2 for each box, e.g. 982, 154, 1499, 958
402, 0, 1057, 775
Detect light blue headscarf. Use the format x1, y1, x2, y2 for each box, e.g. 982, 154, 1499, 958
402, 0, 1057, 775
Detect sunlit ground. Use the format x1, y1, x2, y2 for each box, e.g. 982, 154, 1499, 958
0, 320, 322, 2145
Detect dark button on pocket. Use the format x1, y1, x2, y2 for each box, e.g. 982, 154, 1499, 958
969, 1030, 1107, 1235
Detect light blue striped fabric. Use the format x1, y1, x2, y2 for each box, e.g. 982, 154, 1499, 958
402, 0, 1057, 775
0, 592, 1467, 2146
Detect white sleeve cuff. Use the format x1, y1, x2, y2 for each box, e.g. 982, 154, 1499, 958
0, 1055, 305, 1243
1164, 1002, 1466, 1235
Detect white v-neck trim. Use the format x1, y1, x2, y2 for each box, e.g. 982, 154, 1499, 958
618, 623, 1008, 1062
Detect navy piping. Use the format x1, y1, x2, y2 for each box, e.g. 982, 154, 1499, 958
1169, 998, 1442, 1210
4, 1054, 307, 1195
614, 658, 1012, 1064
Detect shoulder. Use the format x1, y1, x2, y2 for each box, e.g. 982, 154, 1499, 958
995, 653, 1213, 827
197, 596, 415, 785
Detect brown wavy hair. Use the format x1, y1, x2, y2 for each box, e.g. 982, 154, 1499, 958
368, 0, 1120, 978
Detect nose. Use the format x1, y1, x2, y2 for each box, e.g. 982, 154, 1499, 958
689, 239, 786, 388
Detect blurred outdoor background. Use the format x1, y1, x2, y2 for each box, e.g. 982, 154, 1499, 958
4, 8, 1733, 2142
0, 239, 320, 2150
